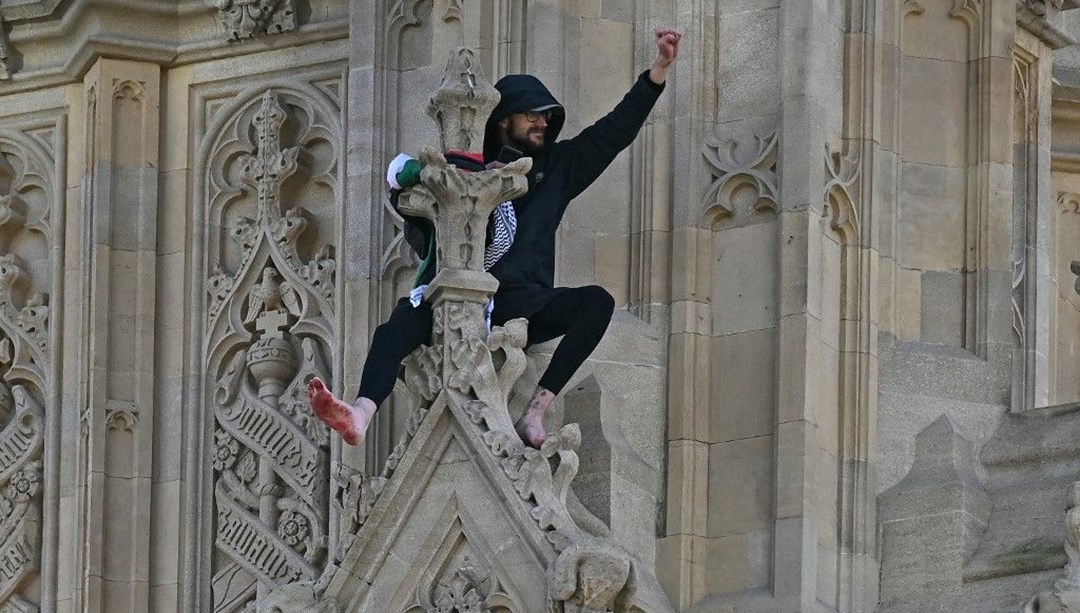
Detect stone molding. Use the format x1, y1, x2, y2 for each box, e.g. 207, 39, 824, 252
0, 1, 347, 97
1017, 0, 1080, 49
0, 1, 65, 22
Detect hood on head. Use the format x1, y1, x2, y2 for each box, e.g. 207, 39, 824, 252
483, 74, 565, 163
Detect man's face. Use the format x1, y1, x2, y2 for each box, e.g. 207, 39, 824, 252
499, 110, 550, 155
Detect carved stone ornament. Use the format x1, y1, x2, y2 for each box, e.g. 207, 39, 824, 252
443, 0, 464, 23
207, 0, 297, 41
903, 0, 926, 15
427, 48, 501, 152
823, 142, 861, 241
404, 555, 514, 613
701, 126, 778, 225
0, 129, 56, 612
310, 48, 651, 613
0, 386, 45, 611
201, 86, 340, 613
399, 148, 530, 279
1060, 192, 1080, 214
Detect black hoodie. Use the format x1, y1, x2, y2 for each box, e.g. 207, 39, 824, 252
482, 71, 665, 322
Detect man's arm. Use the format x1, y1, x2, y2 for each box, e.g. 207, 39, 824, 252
560, 27, 682, 203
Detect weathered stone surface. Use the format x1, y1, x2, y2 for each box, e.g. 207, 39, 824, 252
3, 1, 1080, 612
878, 416, 989, 612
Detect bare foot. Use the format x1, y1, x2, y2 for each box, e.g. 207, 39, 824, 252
308, 377, 375, 446
514, 387, 556, 449
514, 415, 547, 449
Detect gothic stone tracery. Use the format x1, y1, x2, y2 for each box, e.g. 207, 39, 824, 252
201, 87, 340, 612
0, 127, 56, 613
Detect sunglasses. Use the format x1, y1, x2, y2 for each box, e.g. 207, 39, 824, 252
520, 109, 554, 123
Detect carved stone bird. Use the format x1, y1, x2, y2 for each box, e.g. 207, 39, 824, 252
245, 268, 282, 323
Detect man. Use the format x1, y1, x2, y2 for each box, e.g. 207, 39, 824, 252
309, 27, 681, 448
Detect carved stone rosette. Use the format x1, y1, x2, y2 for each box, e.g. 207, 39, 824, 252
0, 128, 55, 612
201, 87, 340, 612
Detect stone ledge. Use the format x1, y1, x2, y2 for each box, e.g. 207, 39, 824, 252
0, 0, 348, 95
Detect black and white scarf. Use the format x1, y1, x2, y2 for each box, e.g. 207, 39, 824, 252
484, 202, 516, 271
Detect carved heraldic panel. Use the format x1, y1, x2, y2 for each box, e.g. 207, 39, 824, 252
202, 87, 340, 612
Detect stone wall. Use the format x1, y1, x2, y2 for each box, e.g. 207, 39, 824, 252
1, 1, 1080, 612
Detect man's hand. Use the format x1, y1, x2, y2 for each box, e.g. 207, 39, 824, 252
649, 26, 682, 85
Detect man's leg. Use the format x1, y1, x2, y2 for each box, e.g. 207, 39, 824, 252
512, 285, 615, 447
309, 298, 433, 445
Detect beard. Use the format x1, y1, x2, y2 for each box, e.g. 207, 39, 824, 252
506, 123, 547, 156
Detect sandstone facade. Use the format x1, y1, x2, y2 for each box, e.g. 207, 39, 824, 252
1, 1, 1080, 612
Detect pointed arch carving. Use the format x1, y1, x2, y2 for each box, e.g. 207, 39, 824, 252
0, 122, 60, 613
443, 0, 463, 23
388, 0, 429, 41
892, 0, 992, 354
111, 79, 146, 102
394, 496, 521, 613
949, 0, 983, 26
903, 0, 925, 16
189, 82, 343, 613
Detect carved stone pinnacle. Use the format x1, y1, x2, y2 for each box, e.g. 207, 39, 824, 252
427, 48, 501, 152
398, 48, 533, 312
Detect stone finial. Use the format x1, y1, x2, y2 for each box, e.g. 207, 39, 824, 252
427, 48, 500, 152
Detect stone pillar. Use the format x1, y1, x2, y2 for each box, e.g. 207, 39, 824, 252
74, 58, 160, 613
395, 49, 530, 351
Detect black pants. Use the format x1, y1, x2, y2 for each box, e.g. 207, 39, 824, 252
357, 285, 615, 406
